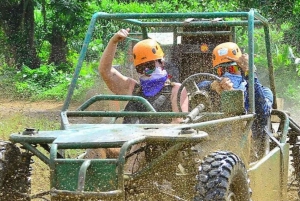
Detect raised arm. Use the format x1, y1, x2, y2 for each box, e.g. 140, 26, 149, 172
98, 28, 137, 95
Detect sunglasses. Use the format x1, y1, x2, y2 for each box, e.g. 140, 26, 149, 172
216, 65, 240, 76
136, 62, 156, 75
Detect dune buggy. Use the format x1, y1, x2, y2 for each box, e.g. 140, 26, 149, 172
1, 9, 300, 201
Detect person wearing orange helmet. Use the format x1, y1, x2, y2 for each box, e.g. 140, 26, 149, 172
198, 42, 273, 158
94, 29, 188, 166
99, 28, 188, 124
199, 42, 273, 108
208, 42, 273, 113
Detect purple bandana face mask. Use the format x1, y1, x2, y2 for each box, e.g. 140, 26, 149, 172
139, 67, 168, 97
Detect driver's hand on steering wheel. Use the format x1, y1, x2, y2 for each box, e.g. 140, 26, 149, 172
210, 77, 233, 94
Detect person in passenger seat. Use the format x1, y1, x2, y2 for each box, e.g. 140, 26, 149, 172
99, 28, 188, 124
84, 28, 188, 162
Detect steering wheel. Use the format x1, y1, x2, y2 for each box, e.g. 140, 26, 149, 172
177, 73, 221, 112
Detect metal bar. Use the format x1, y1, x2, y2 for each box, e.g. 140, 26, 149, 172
94, 12, 250, 20
19, 142, 50, 165
117, 136, 147, 198
127, 21, 263, 28
10, 135, 56, 144
50, 144, 58, 189
288, 116, 300, 133
50, 189, 123, 199
54, 158, 118, 163
66, 111, 189, 118
173, 27, 178, 44
177, 31, 232, 36
176, 114, 254, 130
271, 110, 289, 143
231, 26, 236, 43
61, 12, 100, 111
76, 95, 156, 112
141, 27, 148, 39
121, 19, 142, 25
77, 160, 91, 192
253, 10, 270, 26
247, 9, 255, 113
60, 111, 69, 130
55, 143, 125, 149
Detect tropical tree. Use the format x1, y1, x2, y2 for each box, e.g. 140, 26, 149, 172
0, 0, 96, 69
238, 0, 300, 50
0, 0, 40, 69
43, 0, 95, 66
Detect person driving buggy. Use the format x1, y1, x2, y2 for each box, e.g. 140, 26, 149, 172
99, 28, 188, 124
198, 42, 273, 156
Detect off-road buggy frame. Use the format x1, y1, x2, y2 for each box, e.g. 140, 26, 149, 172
1, 9, 300, 201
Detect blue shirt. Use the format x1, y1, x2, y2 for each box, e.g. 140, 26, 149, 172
198, 74, 273, 137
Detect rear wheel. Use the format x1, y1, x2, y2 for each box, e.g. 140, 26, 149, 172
288, 127, 300, 197
0, 141, 32, 201
195, 151, 251, 201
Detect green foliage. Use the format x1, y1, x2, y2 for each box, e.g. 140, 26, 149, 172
37, 41, 51, 63
0, 0, 299, 112
86, 38, 104, 62
46, 0, 94, 39
0, 64, 19, 99
223, 19, 300, 106
99, 0, 240, 13
14, 64, 70, 99
0, 27, 8, 60
100, 0, 152, 12
11, 58, 98, 101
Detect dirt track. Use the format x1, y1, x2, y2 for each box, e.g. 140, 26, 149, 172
0, 99, 299, 200
0, 99, 63, 120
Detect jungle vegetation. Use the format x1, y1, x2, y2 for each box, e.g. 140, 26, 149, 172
0, 0, 299, 110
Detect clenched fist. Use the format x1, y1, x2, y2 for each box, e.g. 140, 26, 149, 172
111, 28, 130, 43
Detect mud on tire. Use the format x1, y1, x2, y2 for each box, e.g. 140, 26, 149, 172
195, 151, 251, 201
288, 128, 300, 197
0, 140, 32, 201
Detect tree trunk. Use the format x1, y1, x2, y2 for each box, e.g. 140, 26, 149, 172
0, 0, 40, 69
48, 26, 67, 65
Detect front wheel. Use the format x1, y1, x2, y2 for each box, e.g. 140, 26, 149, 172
0, 140, 32, 201
195, 151, 251, 201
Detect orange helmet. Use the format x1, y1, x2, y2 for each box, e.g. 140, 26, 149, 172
133, 39, 164, 67
212, 42, 242, 68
